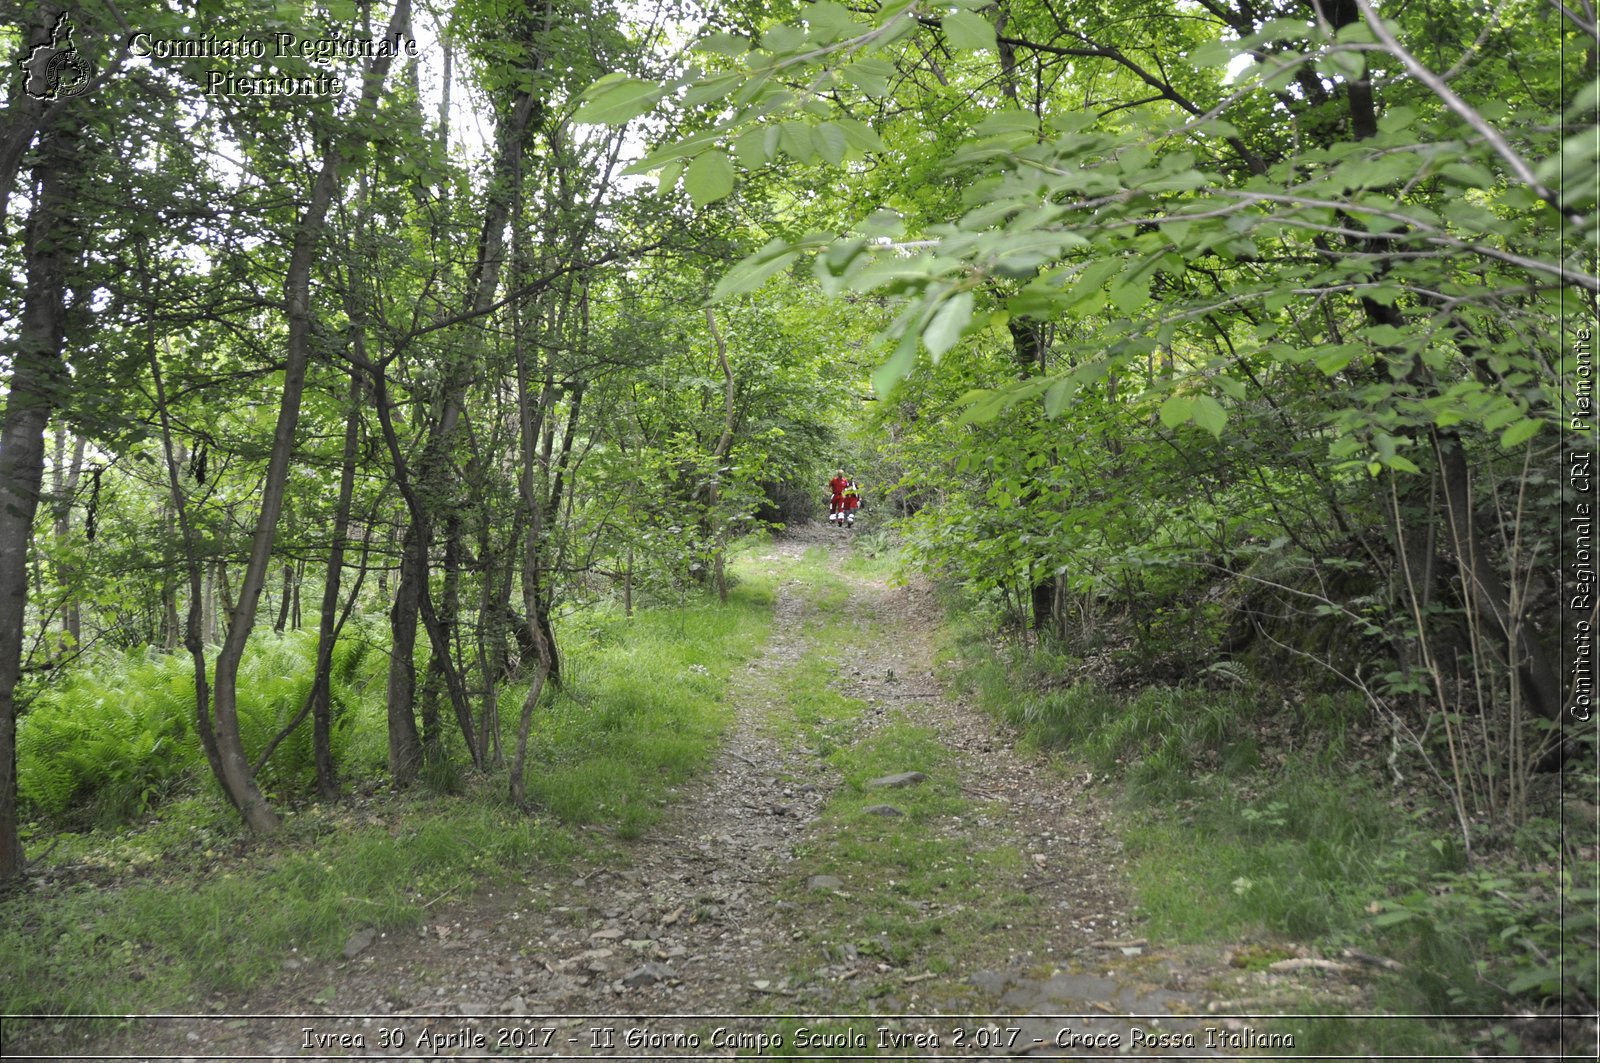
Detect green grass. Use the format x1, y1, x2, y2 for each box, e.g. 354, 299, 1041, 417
763, 582, 1033, 1011
956, 636, 1598, 1057
1123, 772, 1452, 973
518, 576, 774, 837
788, 718, 1025, 972
0, 556, 779, 1025
1, 791, 574, 1017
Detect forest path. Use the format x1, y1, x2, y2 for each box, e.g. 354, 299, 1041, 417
105, 528, 1283, 1060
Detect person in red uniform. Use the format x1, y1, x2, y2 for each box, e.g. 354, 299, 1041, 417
843, 478, 861, 527
828, 469, 849, 526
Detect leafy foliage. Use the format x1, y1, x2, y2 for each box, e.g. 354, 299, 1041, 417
18, 631, 386, 825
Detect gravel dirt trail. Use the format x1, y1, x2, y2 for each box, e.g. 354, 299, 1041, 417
59, 529, 1291, 1061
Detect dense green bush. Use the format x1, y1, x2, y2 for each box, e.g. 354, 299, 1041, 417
17, 630, 387, 826
18, 651, 198, 825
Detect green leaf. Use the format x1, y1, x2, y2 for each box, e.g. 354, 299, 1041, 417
1387, 455, 1421, 474
1506, 964, 1562, 996
761, 24, 806, 54
682, 73, 741, 108
1159, 394, 1193, 430
1316, 347, 1355, 375
711, 239, 797, 301
575, 74, 664, 125
1043, 376, 1077, 417
923, 291, 975, 360
697, 31, 750, 57
1438, 161, 1496, 188
1371, 909, 1415, 927
841, 57, 894, 97
873, 326, 922, 396
943, 11, 997, 51
1499, 418, 1540, 449
778, 121, 818, 162
1185, 39, 1237, 70
815, 122, 849, 165
732, 128, 769, 169
1317, 49, 1365, 82
684, 150, 735, 207
656, 160, 682, 196
1214, 375, 1246, 400
832, 118, 883, 156
976, 109, 1039, 136
1109, 276, 1149, 316
1192, 395, 1226, 437
804, 0, 856, 39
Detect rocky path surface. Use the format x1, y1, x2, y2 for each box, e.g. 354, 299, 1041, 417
78, 529, 1317, 1061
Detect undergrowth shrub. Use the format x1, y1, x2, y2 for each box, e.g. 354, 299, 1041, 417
17, 630, 387, 826
965, 641, 1260, 796
958, 634, 1596, 1020
1371, 861, 1598, 1012
18, 652, 198, 825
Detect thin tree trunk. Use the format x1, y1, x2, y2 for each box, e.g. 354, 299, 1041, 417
373, 67, 546, 766
216, 558, 234, 640
161, 541, 180, 651
308, 373, 364, 799
387, 521, 424, 784
1008, 318, 1058, 634
383, 84, 545, 761
419, 511, 464, 758
49, 426, 86, 649
203, 559, 218, 645
1433, 432, 1564, 722
703, 308, 737, 604
509, 392, 556, 807
149, 335, 231, 810
624, 547, 634, 618
274, 563, 293, 633
508, 107, 556, 808
207, 0, 412, 834
474, 523, 501, 770
0, 122, 77, 882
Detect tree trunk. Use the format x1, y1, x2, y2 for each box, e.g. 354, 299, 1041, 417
274, 563, 293, 633
1432, 432, 1564, 723
203, 561, 218, 645
308, 372, 364, 800
418, 511, 463, 759
624, 547, 634, 618
387, 521, 424, 785
0, 3, 62, 224
1008, 318, 1058, 634
509, 382, 556, 807
207, 0, 412, 834
49, 425, 85, 649
147, 307, 231, 811
508, 110, 556, 807
703, 309, 737, 604
380, 84, 545, 762
0, 122, 77, 882
368, 71, 546, 767
474, 523, 503, 769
